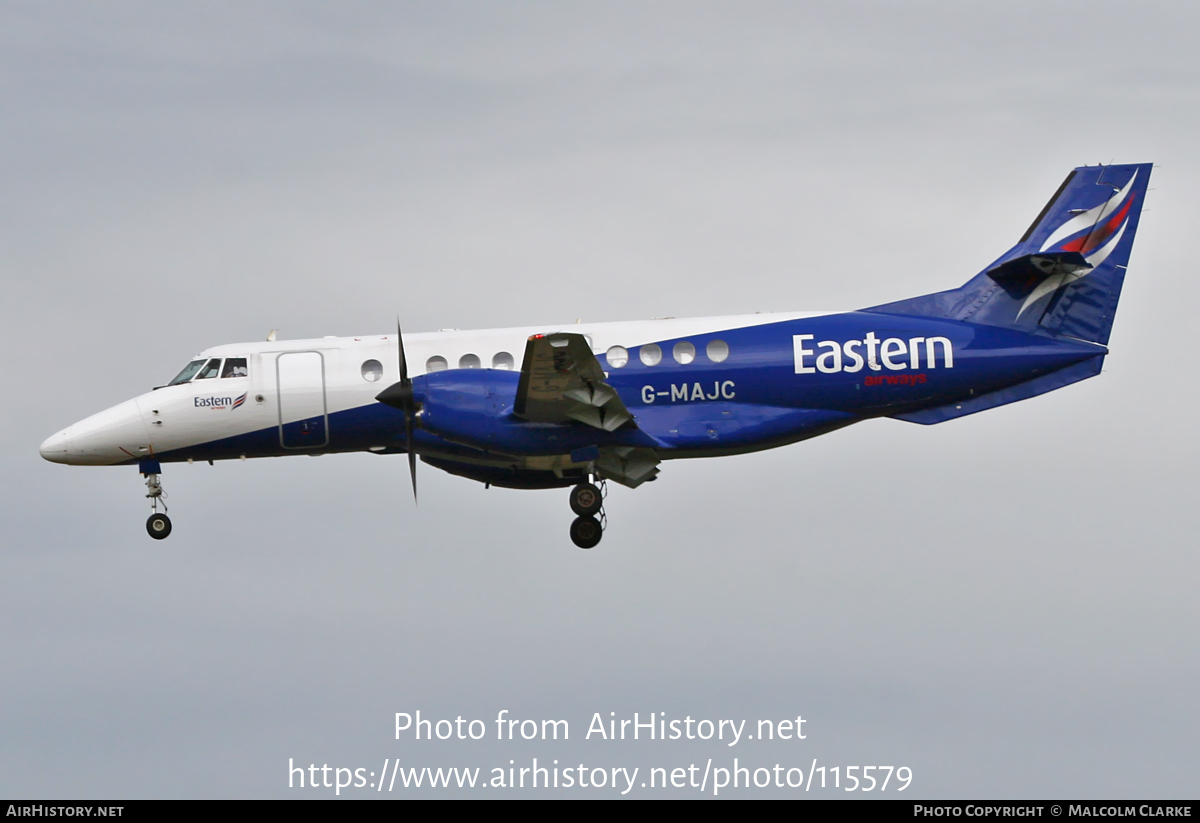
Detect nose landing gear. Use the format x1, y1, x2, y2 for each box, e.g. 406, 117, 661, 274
568, 478, 606, 549
140, 460, 171, 540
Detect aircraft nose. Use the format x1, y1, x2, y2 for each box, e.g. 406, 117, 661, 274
39, 398, 152, 466
39, 429, 73, 464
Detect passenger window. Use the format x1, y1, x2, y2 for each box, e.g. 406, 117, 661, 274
639, 344, 662, 367
706, 339, 730, 363
492, 351, 515, 370
606, 346, 629, 368
360, 359, 383, 382
426, 356, 448, 373
459, 353, 481, 369
221, 357, 249, 378
194, 359, 222, 380
673, 341, 696, 364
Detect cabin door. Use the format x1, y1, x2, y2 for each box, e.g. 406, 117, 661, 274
276, 351, 329, 449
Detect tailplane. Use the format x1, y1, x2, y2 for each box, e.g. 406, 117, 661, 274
866, 163, 1152, 345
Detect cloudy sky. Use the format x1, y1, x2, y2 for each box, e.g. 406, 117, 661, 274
3, 1, 1198, 798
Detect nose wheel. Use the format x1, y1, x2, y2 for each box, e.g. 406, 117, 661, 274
568, 479, 606, 549
140, 461, 172, 540
146, 512, 172, 539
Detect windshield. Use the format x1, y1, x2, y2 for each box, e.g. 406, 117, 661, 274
194, 358, 222, 380
167, 359, 207, 385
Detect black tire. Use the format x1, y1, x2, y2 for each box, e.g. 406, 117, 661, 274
569, 483, 603, 517
146, 513, 172, 540
569, 515, 603, 549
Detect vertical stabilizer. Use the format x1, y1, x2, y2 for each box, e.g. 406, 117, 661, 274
865, 163, 1151, 345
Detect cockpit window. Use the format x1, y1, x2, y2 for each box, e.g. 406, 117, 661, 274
194, 358, 222, 380
221, 357, 248, 378
168, 359, 207, 385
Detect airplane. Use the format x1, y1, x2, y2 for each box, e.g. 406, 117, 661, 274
39, 162, 1151, 549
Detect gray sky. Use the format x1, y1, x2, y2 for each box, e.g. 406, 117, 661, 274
3, 1, 1198, 798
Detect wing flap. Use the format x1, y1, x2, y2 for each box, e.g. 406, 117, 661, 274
514, 333, 634, 431
596, 446, 659, 487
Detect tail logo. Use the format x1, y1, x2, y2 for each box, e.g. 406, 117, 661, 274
1016, 170, 1138, 319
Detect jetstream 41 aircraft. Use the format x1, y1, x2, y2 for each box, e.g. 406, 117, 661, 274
40, 163, 1151, 548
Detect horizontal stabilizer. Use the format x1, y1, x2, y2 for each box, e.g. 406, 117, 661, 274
985, 251, 1092, 298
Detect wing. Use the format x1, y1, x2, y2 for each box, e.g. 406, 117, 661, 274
513, 333, 634, 432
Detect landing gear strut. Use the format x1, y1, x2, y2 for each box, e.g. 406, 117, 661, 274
141, 461, 172, 540
568, 477, 606, 549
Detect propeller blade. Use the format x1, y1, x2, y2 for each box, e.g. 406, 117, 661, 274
376, 317, 418, 503
406, 414, 418, 504
396, 316, 408, 385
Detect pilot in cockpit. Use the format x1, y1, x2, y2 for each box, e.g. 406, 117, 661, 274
221, 358, 249, 378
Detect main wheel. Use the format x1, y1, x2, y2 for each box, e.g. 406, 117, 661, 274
569, 483, 603, 517
569, 515, 603, 549
146, 513, 172, 540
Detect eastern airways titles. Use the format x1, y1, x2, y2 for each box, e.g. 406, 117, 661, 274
794, 332, 953, 374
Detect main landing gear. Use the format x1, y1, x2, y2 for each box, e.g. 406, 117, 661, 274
141, 461, 172, 540
568, 479, 606, 549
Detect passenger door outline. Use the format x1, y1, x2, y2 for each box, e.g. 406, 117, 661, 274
276, 351, 330, 449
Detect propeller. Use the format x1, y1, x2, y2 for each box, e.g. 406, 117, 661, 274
374, 318, 418, 502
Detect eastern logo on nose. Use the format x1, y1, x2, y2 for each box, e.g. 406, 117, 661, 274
195, 392, 248, 410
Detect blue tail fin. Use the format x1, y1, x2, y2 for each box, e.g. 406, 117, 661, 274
865, 163, 1152, 345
